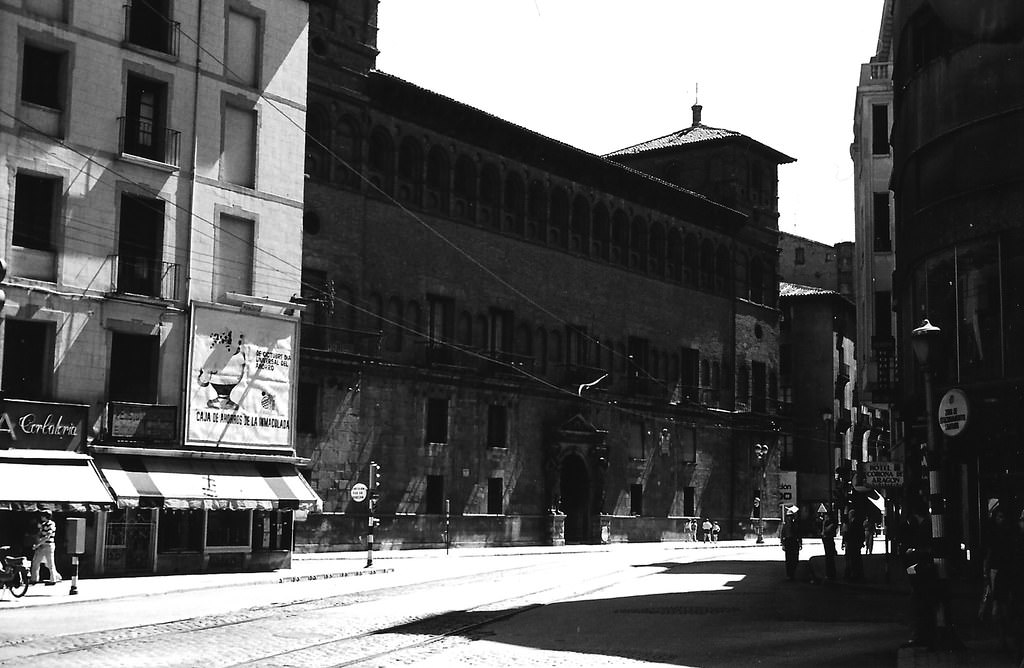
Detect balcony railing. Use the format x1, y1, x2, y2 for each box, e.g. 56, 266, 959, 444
300, 322, 382, 356
124, 3, 181, 57
109, 255, 180, 300
118, 116, 181, 167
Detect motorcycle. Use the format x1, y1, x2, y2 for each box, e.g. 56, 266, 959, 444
0, 546, 30, 598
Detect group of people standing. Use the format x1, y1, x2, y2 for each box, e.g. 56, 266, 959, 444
779, 505, 880, 583
687, 518, 721, 543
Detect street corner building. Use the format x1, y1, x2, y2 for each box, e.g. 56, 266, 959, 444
292, 1, 798, 551
0, 0, 321, 577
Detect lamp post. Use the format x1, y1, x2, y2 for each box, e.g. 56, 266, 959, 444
911, 318, 953, 643
821, 411, 833, 513
754, 443, 768, 544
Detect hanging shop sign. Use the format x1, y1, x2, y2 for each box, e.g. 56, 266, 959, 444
938, 388, 969, 437
186, 302, 298, 450
0, 399, 89, 451
864, 461, 904, 489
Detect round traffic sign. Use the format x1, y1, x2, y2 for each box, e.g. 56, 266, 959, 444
350, 482, 368, 502
938, 388, 969, 437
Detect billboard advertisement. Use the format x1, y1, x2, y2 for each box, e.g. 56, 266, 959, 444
186, 303, 297, 450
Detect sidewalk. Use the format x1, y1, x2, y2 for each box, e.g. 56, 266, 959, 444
0, 539, 755, 609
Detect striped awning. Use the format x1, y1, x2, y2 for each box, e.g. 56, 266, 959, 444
0, 450, 116, 511
94, 454, 321, 512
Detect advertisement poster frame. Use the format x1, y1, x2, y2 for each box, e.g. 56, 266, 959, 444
185, 302, 298, 451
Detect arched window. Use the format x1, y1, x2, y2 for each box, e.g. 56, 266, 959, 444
527, 179, 547, 241
592, 204, 610, 259
667, 229, 683, 282
336, 116, 360, 187
397, 137, 423, 205
549, 187, 569, 248
749, 257, 765, 304
648, 222, 665, 276
480, 162, 500, 228
629, 216, 647, 270
611, 210, 629, 267
570, 195, 590, 254
503, 172, 525, 235
683, 233, 698, 286
453, 154, 477, 221
700, 239, 715, 290
367, 127, 393, 194
425, 145, 450, 212
716, 245, 731, 294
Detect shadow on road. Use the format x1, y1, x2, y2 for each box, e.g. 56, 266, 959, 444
382, 555, 912, 667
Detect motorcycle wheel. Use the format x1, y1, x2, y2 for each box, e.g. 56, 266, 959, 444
9, 573, 29, 598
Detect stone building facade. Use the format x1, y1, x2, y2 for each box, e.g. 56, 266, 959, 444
295, 0, 792, 549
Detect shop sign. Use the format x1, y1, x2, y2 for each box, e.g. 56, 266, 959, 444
865, 461, 904, 489
778, 470, 797, 506
108, 402, 178, 443
0, 399, 88, 451
938, 388, 969, 437
186, 303, 298, 450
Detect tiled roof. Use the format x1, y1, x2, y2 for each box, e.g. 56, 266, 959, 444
779, 282, 838, 298
604, 124, 744, 156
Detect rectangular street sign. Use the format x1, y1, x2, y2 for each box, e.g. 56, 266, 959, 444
864, 461, 904, 488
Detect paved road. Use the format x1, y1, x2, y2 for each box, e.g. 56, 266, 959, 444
0, 543, 911, 667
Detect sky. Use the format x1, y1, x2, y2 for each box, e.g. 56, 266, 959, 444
374, 1, 886, 246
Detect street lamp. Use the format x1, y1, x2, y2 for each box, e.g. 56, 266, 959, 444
753, 443, 768, 544
911, 318, 953, 644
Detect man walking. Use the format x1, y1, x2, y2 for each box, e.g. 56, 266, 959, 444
780, 507, 802, 580
31, 509, 61, 585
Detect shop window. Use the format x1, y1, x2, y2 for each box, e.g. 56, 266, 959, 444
221, 103, 256, 188
487, 477, 503, 515
1, 319, 54, 400
225, 9, 261, 87
425, 475, 444, 514
206, 510, 251, 547
252, 510, 293, 551
630, 484, 643, 516
213, 214, 254, 299
425, 398, 448, 445
109, 332, 159, 403
21, 44, 66, 110
157, 509, 203, 552
487, 404, 507, 448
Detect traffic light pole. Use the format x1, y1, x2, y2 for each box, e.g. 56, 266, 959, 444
366, 461, 380, 569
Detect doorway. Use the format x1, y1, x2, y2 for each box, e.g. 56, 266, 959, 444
560, 454, 591, 543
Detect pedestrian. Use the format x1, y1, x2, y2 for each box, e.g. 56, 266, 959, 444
981, 504, 1018, 650
900, 501, 935, 648
30, 509, 61, 586
780, 507, 802, 580
864, 516, 876, 555
689, 519, 697, 542
711, 520, 721, 544
701, 518, 712, 543
844, 508, 864, 581
820, 511, 838, 581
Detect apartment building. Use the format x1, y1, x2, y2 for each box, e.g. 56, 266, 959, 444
0, 0, 317, 576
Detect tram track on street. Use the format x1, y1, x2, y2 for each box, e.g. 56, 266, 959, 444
0, 552, 662, 667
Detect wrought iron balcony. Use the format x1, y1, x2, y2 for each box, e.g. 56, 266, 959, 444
117, 116, 181, 167
123, 3, 181, 56
109, 255, 180, 300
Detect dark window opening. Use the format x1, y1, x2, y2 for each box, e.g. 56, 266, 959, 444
795, 247, 805, 265
630, 484, 643, 516
296, 381, 318, 434
751, 361, 767, 413
874, 290, 892, 338
873, 192, 892, 252
1, 319, 52, 400
425, 475, 444, 514
13, 173, 57, 251
206, 510, 249, 547
109, 332, 159, 403
252, 510, 293, 551
871, 104, 889, 155
123, 74, 168, 162
127, 0, 176, 55
157, 509, 203, 552
21, 44, 65, 109
683, 486, 696, 517
487, 404, 507, 448
117, 193, 164, 297
487, 477, 503, 515
426, 397, 448, 444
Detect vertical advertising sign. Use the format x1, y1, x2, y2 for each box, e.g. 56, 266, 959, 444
186, 303, 297, 450
778, 470, 798, 508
